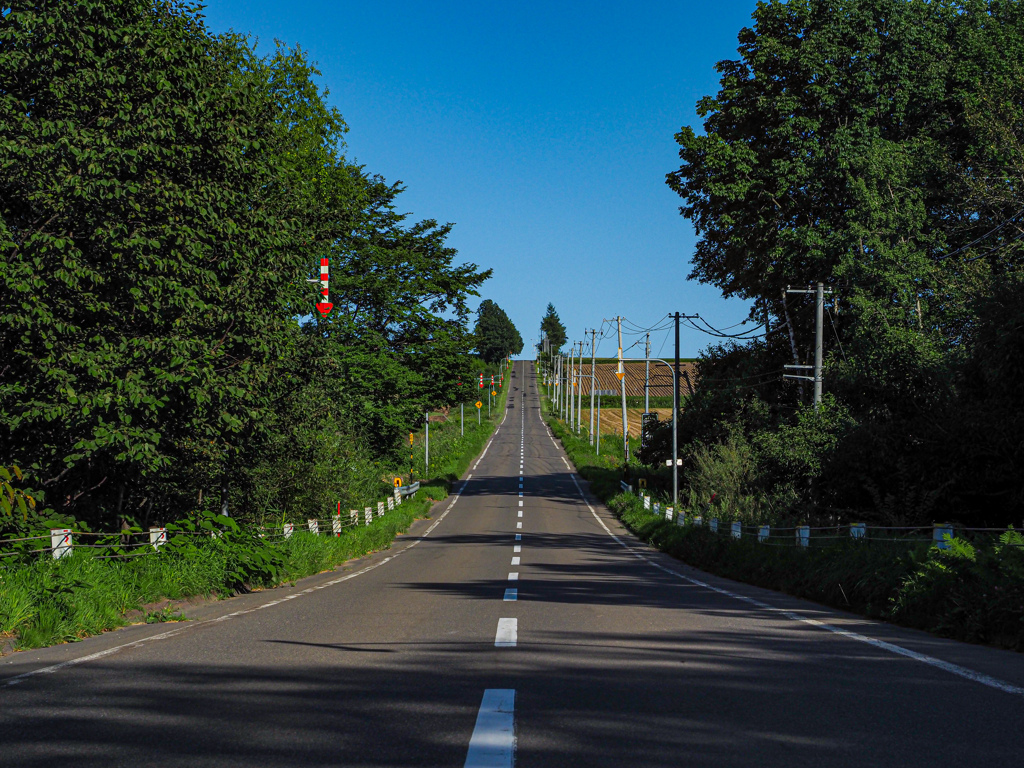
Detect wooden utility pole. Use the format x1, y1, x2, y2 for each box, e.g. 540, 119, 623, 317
589, 328, 597, 445
617, 317, 629, 464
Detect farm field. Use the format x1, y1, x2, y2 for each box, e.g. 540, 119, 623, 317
570, 407, 673, 438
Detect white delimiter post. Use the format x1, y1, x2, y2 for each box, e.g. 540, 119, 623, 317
51, 529, 72, 559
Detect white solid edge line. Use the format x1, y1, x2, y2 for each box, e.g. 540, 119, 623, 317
566, 472, 1024, 698
495, 618, 518, 647
3, 472, 481, 688
464, 689, 515, 768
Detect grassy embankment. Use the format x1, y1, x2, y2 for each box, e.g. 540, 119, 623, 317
0, 372, 513, 651
538, 365, 1024, 651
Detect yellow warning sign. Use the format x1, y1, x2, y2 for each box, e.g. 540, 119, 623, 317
475, 401, 483, 409
491, 390, 497, 396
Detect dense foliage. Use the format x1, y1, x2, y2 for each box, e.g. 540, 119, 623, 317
473, 299, 523, 363
538, 303, 566, 353
0, 0, 492, 534
662, 0, 1024, 528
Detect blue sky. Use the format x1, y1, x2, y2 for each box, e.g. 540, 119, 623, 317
200, 1, 762, 359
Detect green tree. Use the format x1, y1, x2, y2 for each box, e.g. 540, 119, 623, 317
0, 0, 306, 524
474, 299, 522, 363
539, 303, 566, 353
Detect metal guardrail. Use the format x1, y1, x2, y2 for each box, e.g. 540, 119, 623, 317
619, 480, 633, 493
396, 481, 420, 498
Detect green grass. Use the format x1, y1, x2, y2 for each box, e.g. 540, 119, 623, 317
0, 377, 513, 652
538, 364, 1024, 651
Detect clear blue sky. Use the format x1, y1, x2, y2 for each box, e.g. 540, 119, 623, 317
200, 1, 762, 359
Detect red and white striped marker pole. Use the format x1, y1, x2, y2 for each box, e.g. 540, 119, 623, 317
316, 257, 333, 317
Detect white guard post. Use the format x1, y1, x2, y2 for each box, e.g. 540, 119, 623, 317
364, 507, 372, 526
731, 521, 742, 539
377, 501, 385, 518
51, 528, 72, 559
665, 507, 674, 521
676, 511, 685, 527
283, 523, 294, 539
758, 525, 770, 543
797, 526, 810, 547
149, 527, 167, 549
850, 523, 866, 539
387, 497, 394, 511
308, 519, 319, 535
643, 495, 650, 510
333, 513, 342, 536
395, 489, 402, 506
653, 503, 660, 517
350, 509, 358, 526
708, 518, 716, 532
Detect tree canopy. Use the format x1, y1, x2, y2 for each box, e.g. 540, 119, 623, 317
474, 299, 522, 363
539, 303, 566, 353
0, 0, 489, 530
663, 0, 1024, 527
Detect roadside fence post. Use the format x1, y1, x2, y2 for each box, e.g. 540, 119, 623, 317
364, 507, 372, 526
797, 526, 810, 547
149, 527, 167, 549
850, 523, 865, 540
283, 523, 294, 539
758, 525, 770, 543
731, 521, 742, 539
308, 519, 319, 535
51, 529, 72, 559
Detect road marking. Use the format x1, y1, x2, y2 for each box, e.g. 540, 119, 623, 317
518, 492, 523, 497
2, 471, 481, 688
464, 689, 515, 768
511, 556, 520, 565
503, 588, 518, 602
516, 522, 522, 529
508, 572, 519, 580
517, 511, 522, 518
495, 618, 518, 647
566, 472, 1024, 698
517, 501, 523, 506
515, 534, 521, 541
513, 545, 521, 553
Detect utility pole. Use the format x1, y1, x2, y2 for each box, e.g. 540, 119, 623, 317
589, 328, 597, 445
569, 342, 576, 429
815, 281, 824, 408
617, 317, 629, 464
644, 332, 650, 414
784, 282, 830, 410
577, 337, 584, 434
557, 354, 565, 415
672, 314, 680, 506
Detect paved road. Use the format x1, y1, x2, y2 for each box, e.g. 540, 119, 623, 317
3, 361, 1024, 766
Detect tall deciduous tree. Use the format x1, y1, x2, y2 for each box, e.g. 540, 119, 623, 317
474, 300, 522, 363
0, 0, 305, 520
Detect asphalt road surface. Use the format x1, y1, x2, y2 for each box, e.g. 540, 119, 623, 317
3, 361, 1024, 767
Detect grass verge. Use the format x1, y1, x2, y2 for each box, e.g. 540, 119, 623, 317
0, 374, 513, 652
539, 366, 1024, 652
